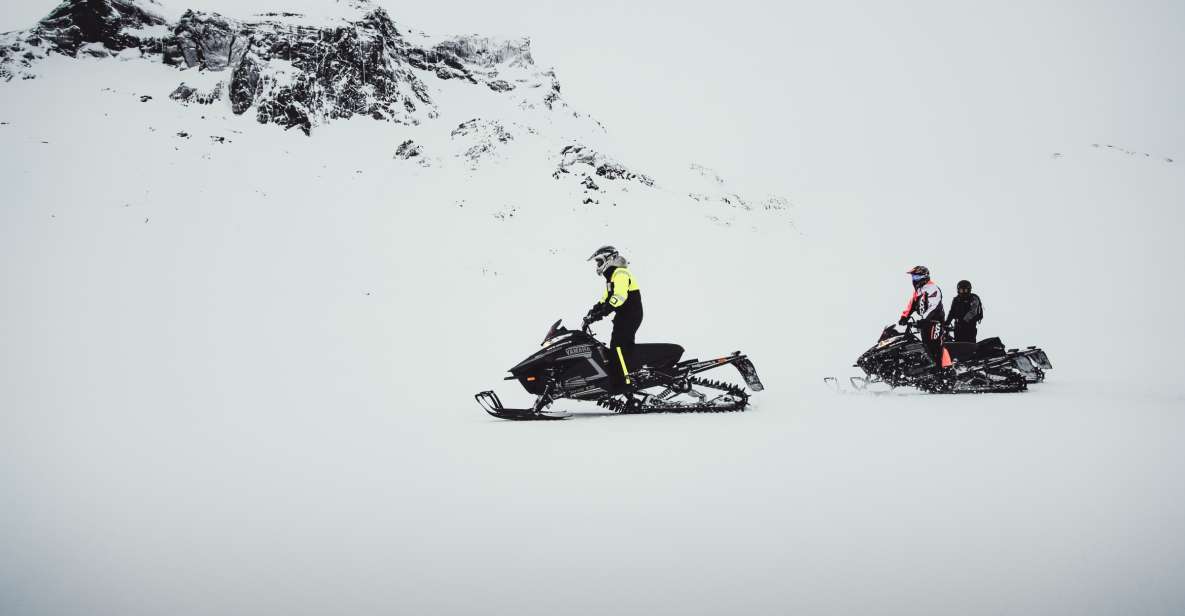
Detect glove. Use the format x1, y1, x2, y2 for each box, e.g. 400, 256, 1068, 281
585, 303, 610, 324
898, 316, 909, 327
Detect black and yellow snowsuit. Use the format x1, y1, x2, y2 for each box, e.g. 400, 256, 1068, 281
597, 265, 643, 390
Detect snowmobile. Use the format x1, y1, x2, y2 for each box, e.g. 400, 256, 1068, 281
825, 321, 1047, 394
475, 318, 764, 420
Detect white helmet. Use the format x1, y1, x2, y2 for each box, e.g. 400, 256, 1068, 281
587, 245, 625, 275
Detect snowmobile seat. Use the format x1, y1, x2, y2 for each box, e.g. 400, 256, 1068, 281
634, 343, 684, 371
974, 337, 1006, 360
944, 341, 977, 362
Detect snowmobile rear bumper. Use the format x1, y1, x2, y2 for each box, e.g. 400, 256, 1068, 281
679, 352, 764, 392
1021, 347, 1052, 370
732, 356, 765, 392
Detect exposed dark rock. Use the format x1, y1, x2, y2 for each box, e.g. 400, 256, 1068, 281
451, 118, 512, 143
34, 0, 167, 56
581, 176, 599, 191
5, 1, 568, 135
169, 84, 196, 101
557, 144, 654, 187
173, 10, 240, 71
139, 95, 151, 102
394, 139, 422, 159
229, 54, 259, 115
161, 7, 436, 133
452, 119, 515, 164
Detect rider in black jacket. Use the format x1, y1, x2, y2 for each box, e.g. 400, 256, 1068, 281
946, 280, 983, 343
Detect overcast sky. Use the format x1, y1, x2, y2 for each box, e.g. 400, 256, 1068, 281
4, 0, 1183, 195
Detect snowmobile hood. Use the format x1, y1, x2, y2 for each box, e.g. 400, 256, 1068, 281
508, 328, 600, 374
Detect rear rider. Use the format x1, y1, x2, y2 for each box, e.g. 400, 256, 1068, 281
899, 265, 946, 366
946, 280, 983, 343
584, 246, 643, 392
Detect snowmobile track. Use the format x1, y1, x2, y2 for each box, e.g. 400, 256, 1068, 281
595, 377, 750, 414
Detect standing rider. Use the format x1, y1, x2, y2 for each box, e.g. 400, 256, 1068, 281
899, 265, 946, 366
946, 280, 984, 343
584, 246, 643, 392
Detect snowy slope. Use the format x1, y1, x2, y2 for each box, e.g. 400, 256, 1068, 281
2, 2, 1185, 615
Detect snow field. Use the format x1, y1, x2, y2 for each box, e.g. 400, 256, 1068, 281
2, 34, 1185, 616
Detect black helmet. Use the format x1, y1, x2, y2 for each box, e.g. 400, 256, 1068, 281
957, 280, 972, 292
907, 265, 930, 288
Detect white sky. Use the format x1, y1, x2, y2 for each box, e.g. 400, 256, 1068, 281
3, 0, 1183, 194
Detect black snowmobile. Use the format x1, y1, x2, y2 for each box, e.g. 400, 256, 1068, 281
476, 319, 764, 420
826, 321, 1050, 394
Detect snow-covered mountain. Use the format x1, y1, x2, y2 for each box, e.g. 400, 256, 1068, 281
2, 1, 1184, 615
2, 0, 792, 219
4, 0, 555, 131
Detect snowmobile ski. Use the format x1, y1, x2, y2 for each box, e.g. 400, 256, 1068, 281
475, 391, 571, 420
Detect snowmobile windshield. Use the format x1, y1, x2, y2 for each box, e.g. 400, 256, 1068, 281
541, 319, 563, 346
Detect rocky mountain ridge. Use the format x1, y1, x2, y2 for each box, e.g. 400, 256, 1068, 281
2, 0, 562, 134
1, 0, 793, 218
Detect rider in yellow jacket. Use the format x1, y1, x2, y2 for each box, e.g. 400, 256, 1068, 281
584, 246, 643, 391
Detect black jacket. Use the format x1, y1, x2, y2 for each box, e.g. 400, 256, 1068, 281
947, 293, 983, 326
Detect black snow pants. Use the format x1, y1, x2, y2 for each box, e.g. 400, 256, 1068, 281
609, 309, 643, 391
918, 319, 944, 367
952, 323, 978, 343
